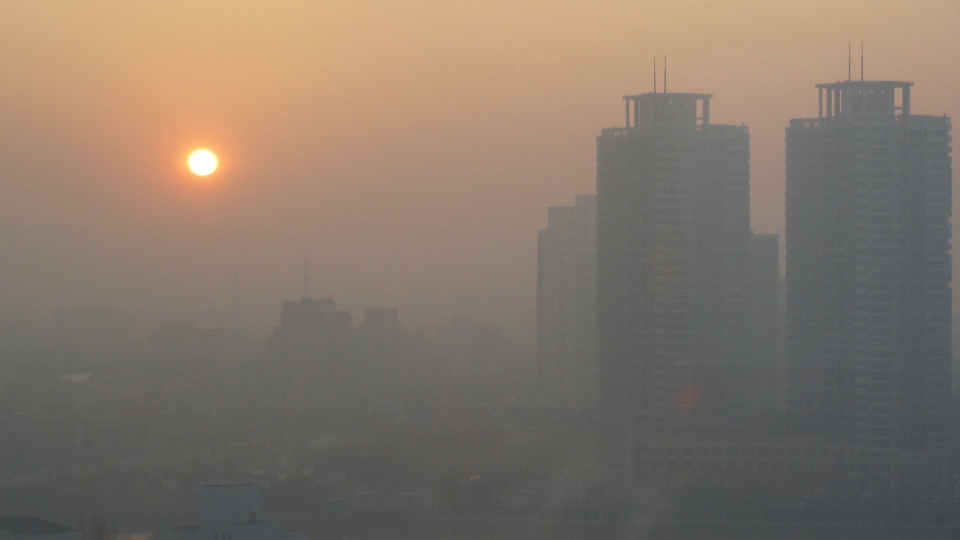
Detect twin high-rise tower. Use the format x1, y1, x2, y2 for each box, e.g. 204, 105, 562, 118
589, 75, 952, 492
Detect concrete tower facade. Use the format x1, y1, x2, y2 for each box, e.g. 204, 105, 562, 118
785, 79, 952, 491
596, 92, 751, 419
748, 233, 782, 410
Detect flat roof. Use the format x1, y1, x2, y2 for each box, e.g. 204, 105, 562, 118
623, 92, 712, 99
0, 517, 77, 536
816, 80, 912, 89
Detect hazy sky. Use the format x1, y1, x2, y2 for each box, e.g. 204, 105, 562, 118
1, 1, 958, 333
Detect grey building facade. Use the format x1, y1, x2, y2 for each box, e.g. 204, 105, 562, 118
785, 79, 952, 492
537, 195, 597, 407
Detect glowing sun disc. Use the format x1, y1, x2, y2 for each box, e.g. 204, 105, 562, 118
188, 149, 218, 176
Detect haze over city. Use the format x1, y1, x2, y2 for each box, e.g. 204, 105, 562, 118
2, 2, 960, 540
1, 1, 957, 332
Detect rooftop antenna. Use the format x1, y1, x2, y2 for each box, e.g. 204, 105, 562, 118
302, 260, 310, 299
663, 56, 667, 93
653, 57, 657, 93
860, 41, 864, 81
848, 43, 851, 81
231, 266, 239, 320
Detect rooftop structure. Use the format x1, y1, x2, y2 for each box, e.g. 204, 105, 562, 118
815, 80, 912, 118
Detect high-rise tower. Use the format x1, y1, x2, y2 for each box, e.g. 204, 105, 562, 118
596, 92, 751, 418
785, 79, 952, 491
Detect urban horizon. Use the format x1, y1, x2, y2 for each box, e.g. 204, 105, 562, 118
1, 2, 959, 539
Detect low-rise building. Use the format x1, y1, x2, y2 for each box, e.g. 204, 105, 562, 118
158, 484, 304, 540
0, 517, 81, 540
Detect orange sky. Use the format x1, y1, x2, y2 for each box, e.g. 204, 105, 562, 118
1, 0, 958, 333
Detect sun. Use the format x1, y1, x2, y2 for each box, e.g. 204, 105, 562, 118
188, 149, 218, 176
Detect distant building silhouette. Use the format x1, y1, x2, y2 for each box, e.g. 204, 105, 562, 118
353, 308, 429, 393
785, 79, 952, 492
356, 308, 418, 353
266, 297, 352, 367
596, 92, 751, 418
265, 297, 353, 437
537, 195, 597, 407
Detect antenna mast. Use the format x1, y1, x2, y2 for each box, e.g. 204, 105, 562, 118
663, 56, 667, 93
231, 266, 239, 320
860, 41, 864, 81
848, 43, 851, 81
653, 57, 657, 93
302, 260, 310, 299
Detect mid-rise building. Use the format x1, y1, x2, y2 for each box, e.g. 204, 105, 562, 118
785, 79, 952, 493
264, 297, 353, 437
537, 195, 597, 407
266, 297, 352, 367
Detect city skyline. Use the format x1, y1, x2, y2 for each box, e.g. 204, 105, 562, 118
1, 4, 957, 531
580, 75, 953, 497
1, 1, 958, 333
